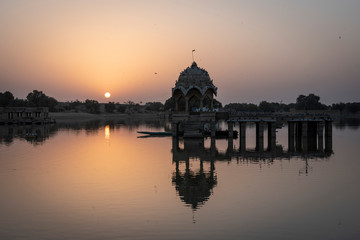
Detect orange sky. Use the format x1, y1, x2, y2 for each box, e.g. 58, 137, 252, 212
0, 0, 359, 104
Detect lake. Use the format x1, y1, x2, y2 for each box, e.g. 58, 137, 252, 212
1, 118, 359, 240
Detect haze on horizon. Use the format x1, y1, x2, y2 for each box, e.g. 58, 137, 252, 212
0, 0, 359, 105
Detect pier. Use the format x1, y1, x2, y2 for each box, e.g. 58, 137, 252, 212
0, 107, 55, 124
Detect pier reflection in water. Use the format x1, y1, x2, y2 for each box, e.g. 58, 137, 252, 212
172, 121, 333, 210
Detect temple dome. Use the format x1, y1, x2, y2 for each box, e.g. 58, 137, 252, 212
172, 62, 217, 97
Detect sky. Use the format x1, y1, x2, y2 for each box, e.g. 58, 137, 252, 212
0, 0, 359, 105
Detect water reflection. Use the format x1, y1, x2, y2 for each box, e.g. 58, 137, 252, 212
172, 133, 334, 210
334, 117, 360, 130
0, 117, 169, 146
172, 138, 217, 210
104, 125, 110, 140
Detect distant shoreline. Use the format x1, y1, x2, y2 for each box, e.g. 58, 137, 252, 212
50, 112, 167, 123
49, 110, 360, 124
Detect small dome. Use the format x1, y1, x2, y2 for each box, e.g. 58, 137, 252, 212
173, 62, 217, 96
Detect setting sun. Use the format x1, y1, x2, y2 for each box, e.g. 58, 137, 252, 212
105, 92, 111, 98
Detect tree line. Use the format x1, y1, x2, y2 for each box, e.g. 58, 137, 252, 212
1, 90, 359, 114
224, 94, 359, 113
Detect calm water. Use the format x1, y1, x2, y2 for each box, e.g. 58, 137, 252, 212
1, 119, 360, 240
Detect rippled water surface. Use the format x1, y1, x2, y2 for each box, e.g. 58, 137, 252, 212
0, 120, 359, 240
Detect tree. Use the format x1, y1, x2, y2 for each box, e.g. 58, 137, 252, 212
331, 102, 346, 114
84, 99, 100, 114
346, 103, 360, 113
259, 101, 275, 112
26, 90, 58, 111
105, 102, 116, 113
117, 103, 126, 113
224, 103, 259, 112
0, 91, 15, 107
164, 97, 175, 111
145, 102, 164, 112
295, 93, 327, 110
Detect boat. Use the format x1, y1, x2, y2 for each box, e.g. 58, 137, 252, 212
137, 131, 172, 136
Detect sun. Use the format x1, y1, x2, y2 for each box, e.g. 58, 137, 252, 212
104, 92, 111, 98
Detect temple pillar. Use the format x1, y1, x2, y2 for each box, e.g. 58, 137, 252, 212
172, 136, 179, 150
210, 121, 216, 138
185, 97, 189, 112
175, 99, 179, 112
211, 137, 216, 157
172, 123, 178, 137
210, 95, 214, 111
200, 96, 204, 112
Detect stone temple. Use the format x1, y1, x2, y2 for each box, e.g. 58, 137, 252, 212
172, 61, 217, 112
171, 61, 219, 138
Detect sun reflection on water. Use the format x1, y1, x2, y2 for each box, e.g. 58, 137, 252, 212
105, 125, 110, 140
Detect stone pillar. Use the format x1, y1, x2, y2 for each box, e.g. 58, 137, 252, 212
325, 120, 333, 152
185, 97, 189, 112
211, 121, 216, 138
172, 136, 179, 150
256, 122, 264, 151
288, 121, 295, 152
317, 121, 324, 151
301, 121, 308, 152
228, 121, 233, 138
172, 123, 178, 136
210, 95, 214, 111
239, 122, 246, 152
200, 96, 204, 112
211, 137, 216, 157
268, 122, 276, 151
175, 99, 179, 112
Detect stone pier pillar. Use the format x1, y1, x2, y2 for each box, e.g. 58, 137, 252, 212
288, 122, 295, 152
228, 121, 234, 138
301, 121, 308, 152
295, 122, 302, 151
239, 122, 246, 152
317, 121, 324, 151
227, 137, 234, 154
268, 122, 276, 151
325, 120, 333, 152
307, 122, 318, 151
256, 122, 264, 151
